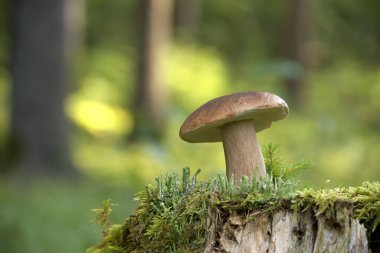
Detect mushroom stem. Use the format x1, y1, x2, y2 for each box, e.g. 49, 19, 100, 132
221, 120, 266, 185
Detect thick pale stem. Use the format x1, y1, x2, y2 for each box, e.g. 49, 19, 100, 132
221, 120, 266, 185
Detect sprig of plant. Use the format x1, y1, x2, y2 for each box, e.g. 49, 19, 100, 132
264, 143, 284, 179
88, 200, 124, 253
263, 143, 313, 182
91, 199, 118, 231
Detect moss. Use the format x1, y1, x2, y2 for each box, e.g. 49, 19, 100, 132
293, 181, 380, 233
87, 168, 380, 253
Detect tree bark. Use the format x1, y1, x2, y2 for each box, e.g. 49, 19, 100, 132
282, 0, 314, 108
132, 0, 173, 141
174, 0, 202, 41
4, 0, 83, 177
205, 202, 369, 252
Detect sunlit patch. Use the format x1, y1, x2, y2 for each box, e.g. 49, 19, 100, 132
166, 44, 229, 111
65, 95, 133, 136
73, 141, 166, 187
320, 140, 364, 178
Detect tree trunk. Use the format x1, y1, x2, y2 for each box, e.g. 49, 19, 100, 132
282, 0, 314, 108
174, 0, 202, 41
132, 0, 173, 141
4, 0, 83, 177
205, 202, 369, 252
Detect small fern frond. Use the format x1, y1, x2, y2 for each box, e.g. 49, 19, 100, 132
283, 159, 313, 180
263, 143, 284, 178
263, 143, 312, 182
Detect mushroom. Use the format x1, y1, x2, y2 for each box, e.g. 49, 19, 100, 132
179, 91, 289, 184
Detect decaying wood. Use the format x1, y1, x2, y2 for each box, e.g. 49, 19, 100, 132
205, 202, 368, 253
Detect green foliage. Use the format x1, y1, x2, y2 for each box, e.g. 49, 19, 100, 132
0, 180, 136, 253
166, 44, 229, 112
264, 143, 313, 182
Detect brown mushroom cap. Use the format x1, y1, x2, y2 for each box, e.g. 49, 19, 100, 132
179, 91, 289, 143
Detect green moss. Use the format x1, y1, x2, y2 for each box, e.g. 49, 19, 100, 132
87, 167, 380, 253
294, 182, 380, 233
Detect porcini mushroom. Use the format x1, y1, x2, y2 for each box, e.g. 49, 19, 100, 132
179, 91, 289, 184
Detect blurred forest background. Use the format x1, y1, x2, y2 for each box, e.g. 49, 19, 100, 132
0, 0, 380, 252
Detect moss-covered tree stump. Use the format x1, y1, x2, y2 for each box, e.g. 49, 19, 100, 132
88, 170, 380, 253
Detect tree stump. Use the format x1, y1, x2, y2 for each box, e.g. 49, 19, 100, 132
205, 201, 369, 253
